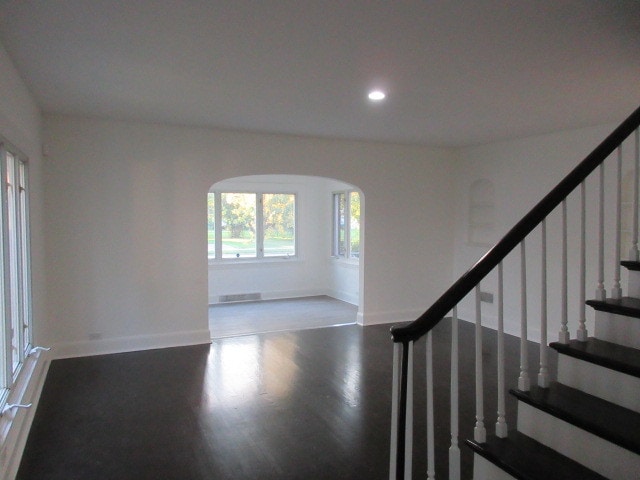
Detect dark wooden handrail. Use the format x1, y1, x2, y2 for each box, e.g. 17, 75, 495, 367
391, 105, 640, 343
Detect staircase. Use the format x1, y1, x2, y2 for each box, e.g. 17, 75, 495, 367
467, 261, 640, 479
388, 105, 640, 479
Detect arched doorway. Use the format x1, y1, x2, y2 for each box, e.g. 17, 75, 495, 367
206, 174, 364, 337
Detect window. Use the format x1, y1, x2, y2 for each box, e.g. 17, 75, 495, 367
208, 192, 296, 260
332, 190, 360, 260
0, 142, 32, 404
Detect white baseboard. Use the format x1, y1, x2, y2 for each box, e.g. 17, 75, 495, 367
359, 308, 426, 326
209, 288, 328, 305
51, 329, 212, 359
0, 350, 50, 480
326, 289, 358, 306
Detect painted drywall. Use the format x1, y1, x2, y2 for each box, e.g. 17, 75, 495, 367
0, 41, 49, 480
452, 121, 631, 342
208, 175, 360, 305
42, 114, 455, 356
0, 43, 47, 347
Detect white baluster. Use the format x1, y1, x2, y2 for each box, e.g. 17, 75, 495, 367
389, 342, 401, 480
538, 220, 550, 388
449, 307, 461, 480
519, 241, 530, 391
426, 331, 435, 480
496, 262, 508, 437
559, 200, 570, 343
474, 285, 486, 443
577, 181, 589, 341
405, 341, 413, 480
596, 163, 607, 301
631, 128, 640, 261
612, 146, 623, 299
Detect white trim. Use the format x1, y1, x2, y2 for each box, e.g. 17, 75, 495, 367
51, 329, 212, 359
208, 191, 298, 262
359, 308, 426, 326
0, 349, 50, 480
326, 289, 358, 306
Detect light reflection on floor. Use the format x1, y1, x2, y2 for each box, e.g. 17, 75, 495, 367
342, 341, 362, 408
18, 322, 398, 479
202, 333, 302, 411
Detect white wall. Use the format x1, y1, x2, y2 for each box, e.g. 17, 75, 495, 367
452, 123, 626, 342
43, 114, 456, 357
208, 174, 360, 305
0, 44, 45, 343
0, 41, 48, 480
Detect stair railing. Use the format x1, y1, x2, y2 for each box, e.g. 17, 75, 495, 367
389, 105, 640, 480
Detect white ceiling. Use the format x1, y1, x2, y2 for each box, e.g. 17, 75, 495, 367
0, 0, 639, 147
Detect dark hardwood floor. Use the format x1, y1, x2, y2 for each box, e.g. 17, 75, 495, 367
18, 318, 551, 479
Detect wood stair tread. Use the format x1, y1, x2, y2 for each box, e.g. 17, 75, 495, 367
586, 296, 640, 318
549, 337, 640, 378
621, 260, 640, 271
510, 382, 640, 454
466, 431, 607, 480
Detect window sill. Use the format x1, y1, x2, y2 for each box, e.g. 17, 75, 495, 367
209, 257, 301, 267
0, 348, 50, 479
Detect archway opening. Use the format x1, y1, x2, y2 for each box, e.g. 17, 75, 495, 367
207, 174, 364, 337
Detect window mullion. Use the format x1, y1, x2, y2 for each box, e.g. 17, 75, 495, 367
332, 194, 337, 256
345, 191, 351, 258
18, 160, 31, 357
12, 156, 24, 366
0, 144, 11, 389
214, 192, 222, 259
256, 195, 264, 258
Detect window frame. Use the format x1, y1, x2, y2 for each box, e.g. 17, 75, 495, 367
332, 190, 360, 262
0, 140, 32, 407
208, 190, 298, 263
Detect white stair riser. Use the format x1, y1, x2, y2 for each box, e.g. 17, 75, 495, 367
627, 270, 640, 298
594, 310, 640, 349
557, 354, 640, 413
472, 455, 517, 480
517, 401, 640, 479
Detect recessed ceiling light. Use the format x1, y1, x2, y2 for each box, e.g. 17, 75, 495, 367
368, 90, 386, 102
